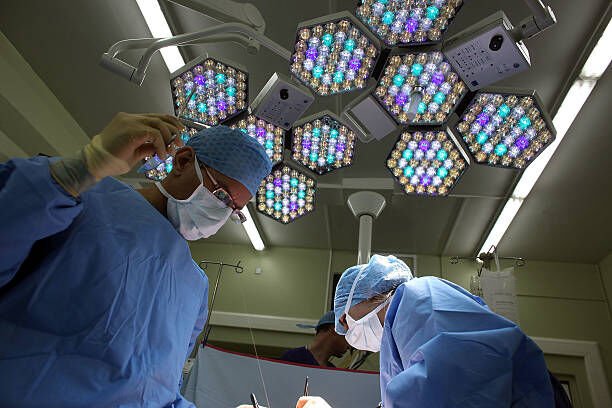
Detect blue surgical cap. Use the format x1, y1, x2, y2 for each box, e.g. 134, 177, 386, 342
187, 125, 272, 195
316, 311, 336, 330
334, 255, 413, 335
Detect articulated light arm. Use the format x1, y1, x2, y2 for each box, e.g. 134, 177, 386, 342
510, 0, 557, 41
100, 22, 292, 85
168, 0, 265, 33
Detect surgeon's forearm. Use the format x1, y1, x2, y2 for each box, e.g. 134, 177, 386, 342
49, 150, 98, 197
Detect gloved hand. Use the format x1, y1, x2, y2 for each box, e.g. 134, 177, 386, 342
84, 112, 184, 180
50, 112, 184, 196
296, 396, 333, 408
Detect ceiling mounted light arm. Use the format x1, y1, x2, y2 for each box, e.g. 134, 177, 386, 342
100, 22, 291, 85
510, 0, 557, 41
168, 0, 265, 33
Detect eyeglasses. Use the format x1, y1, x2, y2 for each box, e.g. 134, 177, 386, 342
202, 166, 247, 224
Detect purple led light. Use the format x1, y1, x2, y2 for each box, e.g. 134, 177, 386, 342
348, 58, 362, 71
305, 47, 318, 60
194, 75, 206, 86
421, 175, 432, 186
476, 113, 490, 126
395, 92, 408, 106
256, 127, 266, 138
431, 72, 445, 86
419, 140, 430, 151
217, 100, 227, 111
290, 202, 299, 211
273, 178, 283, 187
405, 18, 419, 33
337, 142, 346, 151
515, 136, 529, 150
302, 139, 312, 149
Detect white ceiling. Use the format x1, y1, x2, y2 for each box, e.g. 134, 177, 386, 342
0, 0, 610, 263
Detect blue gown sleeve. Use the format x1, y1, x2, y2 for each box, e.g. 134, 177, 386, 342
385, 332, 515, 407
0, 157, 83, 288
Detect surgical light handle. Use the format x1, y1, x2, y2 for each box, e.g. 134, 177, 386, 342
100, 22, 292, 85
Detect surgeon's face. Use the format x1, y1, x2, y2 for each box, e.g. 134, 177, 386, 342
163, 147, 252, 207
338, 298, 389, 332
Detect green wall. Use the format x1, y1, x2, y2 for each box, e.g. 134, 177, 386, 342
189, 241, 612, 393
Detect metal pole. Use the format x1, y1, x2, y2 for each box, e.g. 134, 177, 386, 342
357, 214, 373, 265
198, 260, 243, 348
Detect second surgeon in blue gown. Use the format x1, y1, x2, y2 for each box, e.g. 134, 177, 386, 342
297, 255, 554, 408
0, 113, 272, 407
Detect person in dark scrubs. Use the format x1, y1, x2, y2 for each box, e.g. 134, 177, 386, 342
281, 311, 349, 367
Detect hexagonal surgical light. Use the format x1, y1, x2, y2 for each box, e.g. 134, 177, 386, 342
291, 111, 356, 175
356, 0, 464, 46
138, 126, 200, 181
290, 11, 381, 96
256, 164, 316, 224
374, 50, 467, 125
387, 129, 469, 196
170, 56, 248, 127
228, 114, 285, 166
455, 89, 555, 169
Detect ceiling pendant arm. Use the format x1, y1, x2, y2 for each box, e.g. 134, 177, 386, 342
100, 22, 292, 85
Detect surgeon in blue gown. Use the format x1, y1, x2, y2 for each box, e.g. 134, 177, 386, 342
0, 112, 272, 408
297, 255, 554, 408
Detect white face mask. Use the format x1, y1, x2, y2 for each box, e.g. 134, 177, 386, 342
345, 297, 391, 353
343, 265, 393, 353
156, 158, 232, 240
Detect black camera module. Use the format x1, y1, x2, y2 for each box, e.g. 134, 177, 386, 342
280, 88, 289, 100
489, 35, 504, 51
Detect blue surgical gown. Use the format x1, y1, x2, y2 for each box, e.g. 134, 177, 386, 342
0, 157, 208, 408
379, 277, 553, 408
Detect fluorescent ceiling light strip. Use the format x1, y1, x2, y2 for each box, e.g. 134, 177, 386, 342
581, 20, 612, 78
479, 18, 611, 255
135, 0, 185, 73
242, 206, 265, 251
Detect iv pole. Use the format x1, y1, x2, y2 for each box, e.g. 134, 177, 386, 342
198, 260, 243, 348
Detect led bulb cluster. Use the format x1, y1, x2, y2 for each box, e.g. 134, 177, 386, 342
375, 51, 467, 125
229, 115, 285, 166
356, 0, 463, 46
171, 58, 248, 127
141, 126, 199, 181
386, 130, 467, 196
455, 92, 555, 169
291, 15, 379, 96
256, 165, 316, 224
291, 113, 356, 174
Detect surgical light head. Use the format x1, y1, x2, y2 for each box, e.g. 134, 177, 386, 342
171, 56, 248, 127
374, 51, 467, 126
291, 111, 357, 175
387, 129, 469, 196
454, 88, 555, 169
356, 0, 464, 46
290, 11, 381, 96
256, 164, 316, 224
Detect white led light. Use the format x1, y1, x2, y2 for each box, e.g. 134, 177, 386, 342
580, 19, 612, 79
135, 0, 185, 73
242, 206, 265, 251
